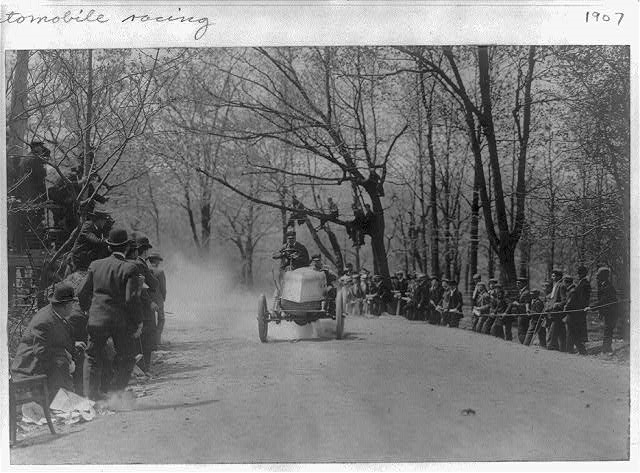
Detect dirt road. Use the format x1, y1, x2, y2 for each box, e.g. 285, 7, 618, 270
10, 291, 629, 464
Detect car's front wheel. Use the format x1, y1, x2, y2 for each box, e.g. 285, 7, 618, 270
258, 294, 268, 343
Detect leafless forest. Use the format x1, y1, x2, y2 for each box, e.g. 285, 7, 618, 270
6, 46, 630, 340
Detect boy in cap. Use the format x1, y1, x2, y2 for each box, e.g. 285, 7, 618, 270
585, 267, 618, 353
11, 282, 86, 399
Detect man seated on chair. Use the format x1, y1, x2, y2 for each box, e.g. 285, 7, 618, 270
11, 282, 87, 399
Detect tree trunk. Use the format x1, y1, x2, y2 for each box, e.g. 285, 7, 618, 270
518, 220, 530, 278
323, 225, 344, 272
7, 50, 30, 186
469, 167, 480, 288
84, 49, 93, 179
365, 189, 390, 283
498, 242, 517, 289
200, 202, 211, 251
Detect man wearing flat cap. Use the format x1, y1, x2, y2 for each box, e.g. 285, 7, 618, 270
78, 227, 142, 401
272, 228, 310, 272
11, 282, 86, 399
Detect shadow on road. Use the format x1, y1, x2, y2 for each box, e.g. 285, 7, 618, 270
128, 399, 221, 412
11, 430, 82, 450
267, 331, 366, 343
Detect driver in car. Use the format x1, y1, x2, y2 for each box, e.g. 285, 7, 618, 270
272, 228, 310, 272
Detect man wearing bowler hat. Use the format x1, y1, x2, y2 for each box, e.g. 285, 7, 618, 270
11, 282, 86, 399
78, 227, 142, 401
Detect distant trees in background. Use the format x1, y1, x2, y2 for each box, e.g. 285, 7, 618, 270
6, 46, 630, 298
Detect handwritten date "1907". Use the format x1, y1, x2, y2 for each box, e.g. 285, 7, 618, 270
585, 11, 624, 26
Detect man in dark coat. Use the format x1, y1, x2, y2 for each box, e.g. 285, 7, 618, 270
546, 269, 568, 352
148, 252, 167, 346
585, 267, 618, 353
133, 235, 159, 372
565, 267, 590, 355
411, 273, 430, 321
272, 229, 310, 272
78, 227, 142, 401
489, 284, 510, 339
441, 279, 463, 328
428, 277, 443, 325
510, 277, 532, 344
473, 282, 492, 334
69, 211, 112, 273
11, 283, 86, 400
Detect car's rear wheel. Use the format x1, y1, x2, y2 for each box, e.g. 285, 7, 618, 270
258, 294, 268, 343
335, 290, 344, 339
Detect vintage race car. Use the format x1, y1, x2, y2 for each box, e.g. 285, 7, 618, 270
257, 266, 346, 342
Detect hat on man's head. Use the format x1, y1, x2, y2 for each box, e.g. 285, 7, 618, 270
551, 268, 563, 277
416, 273, 427, 281
489, 278, 498, 284
135, 235, 153, 251
472, 273, 481, 280
531, 289, 541, 297
49, 282, 77, 304
148, 251, 163, 261
286, 228, 296, 237
596, 267, 611, 280
577, 265, 588, 277
30, 140, 51, 156
311, 254, 321, 262
106, 227, 132, 248
447, 278, 458, 285
517, 277, 528, 283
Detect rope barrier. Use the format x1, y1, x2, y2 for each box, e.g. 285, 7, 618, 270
449, 299, 630, 319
